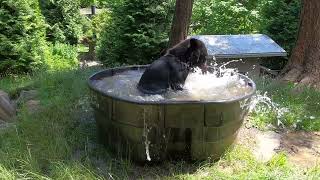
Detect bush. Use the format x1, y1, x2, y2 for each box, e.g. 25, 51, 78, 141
0, 0, 47, 75
39, 0, 83, 45
191, 0, 263, 35
257, 0, 301, 70
80, 0, 95, 7
82, 9, 110, 42
79, 0, 113, 7
97, 0, 174, 66
260, 0, 301, 55
44, 43, 79, 71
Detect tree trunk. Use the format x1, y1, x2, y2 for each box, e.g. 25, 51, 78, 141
280, 0, 320, 89
168, 0, 194, 48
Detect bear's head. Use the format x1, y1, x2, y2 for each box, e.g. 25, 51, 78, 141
186, 38, 209, 71
167, 38, 209, 73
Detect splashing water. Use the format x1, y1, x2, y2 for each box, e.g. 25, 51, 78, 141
238, 87, 290, 128
143, 108, 151, 161
245, 91, 289, 127
92, 60, 253, 102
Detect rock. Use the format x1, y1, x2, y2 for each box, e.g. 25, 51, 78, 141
17, 90, 38, 104
0, 90, 16, 122
15, 90, 40, 114
0, 119, 13, 131
25, 100, 40, 113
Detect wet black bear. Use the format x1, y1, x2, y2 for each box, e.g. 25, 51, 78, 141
137, 38, 208, 94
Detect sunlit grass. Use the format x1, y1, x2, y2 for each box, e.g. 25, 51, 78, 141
250, 77, 320, 131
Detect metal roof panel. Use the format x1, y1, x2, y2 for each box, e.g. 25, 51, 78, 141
191, 34, 287, 58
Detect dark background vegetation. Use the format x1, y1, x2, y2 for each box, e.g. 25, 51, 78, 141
0, 0, 301, 74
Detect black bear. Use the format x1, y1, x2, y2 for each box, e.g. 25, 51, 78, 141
137, 38, 208, 94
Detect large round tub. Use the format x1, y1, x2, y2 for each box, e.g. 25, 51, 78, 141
88, 65, 256, 162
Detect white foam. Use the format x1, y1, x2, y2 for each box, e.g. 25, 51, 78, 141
93, 61, 252, 102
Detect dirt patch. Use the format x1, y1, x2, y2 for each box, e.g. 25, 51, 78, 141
237, 125, 320, 168
280, 131, 320, 168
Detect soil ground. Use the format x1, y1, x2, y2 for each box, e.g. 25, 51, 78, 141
237, 120, 320, 168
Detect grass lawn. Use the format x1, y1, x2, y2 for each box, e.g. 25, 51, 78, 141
250, 77, 320, 131
0, 68, 319, 179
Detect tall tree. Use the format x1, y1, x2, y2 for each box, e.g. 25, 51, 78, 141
168, 0, 194, 47
280, 0, 320, 89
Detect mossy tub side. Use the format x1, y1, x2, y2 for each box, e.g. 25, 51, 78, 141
88, 65, 256, 162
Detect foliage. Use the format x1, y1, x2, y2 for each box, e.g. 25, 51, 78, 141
0, 0, 47, 75
91, 11, 111, 40
191, 0, 264, 35
97, 0, 174, 66
258, 0, 301, 70
260, 0, 301, 55
96, 0, 125, 8
44, 43, 79, 71
39, 0, 83, 45
79, 0, 118, 7
79, 0, 96, 7
82, 9, 111, 43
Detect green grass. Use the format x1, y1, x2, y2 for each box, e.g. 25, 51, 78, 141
0, 69, 319, 179
249, 77, 320, 131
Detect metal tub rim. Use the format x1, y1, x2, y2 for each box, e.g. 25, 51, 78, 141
88, 65, 256, 105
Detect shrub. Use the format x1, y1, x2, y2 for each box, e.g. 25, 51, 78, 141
0, 0, 47, 75
39, 0, 83, 45
80, 0, 95, 7
79, 0, 111, 7
97, 0, 174, 66
260, 0, 301, 55
82, 9, 111, 42
191, 0, 262, 35
44, 43, 79, 71
257, 0, 301, 70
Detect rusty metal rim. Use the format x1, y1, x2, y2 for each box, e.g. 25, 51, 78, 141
88, 65, 256, 105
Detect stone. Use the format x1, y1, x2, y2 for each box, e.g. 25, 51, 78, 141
0, 119, 13, 131
25, 100, 40, 114
0, 90, 16, 122
17, 90, 38, 104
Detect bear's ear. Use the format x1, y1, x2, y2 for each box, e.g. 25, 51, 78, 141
190, 38, 201, 49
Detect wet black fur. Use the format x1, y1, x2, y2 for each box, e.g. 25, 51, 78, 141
137, 38, 208, 94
